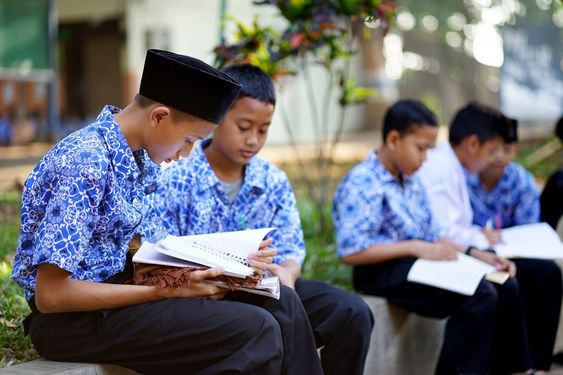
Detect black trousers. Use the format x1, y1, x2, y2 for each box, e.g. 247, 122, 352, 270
540, 169, 563, 229
26, 272, 323, 374
511, 258, 562, 371
295, 279, 374, 375
354, 259, 532, 375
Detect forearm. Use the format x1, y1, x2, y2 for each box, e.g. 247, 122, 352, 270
341, 241, 417, 265
35, 266, 162, 313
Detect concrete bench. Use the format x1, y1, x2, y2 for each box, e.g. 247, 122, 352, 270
0, 359, 138, 375
361, 295, 446, 375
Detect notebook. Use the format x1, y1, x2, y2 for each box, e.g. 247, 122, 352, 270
133, 228, 280, 298
493, 222, 563, 259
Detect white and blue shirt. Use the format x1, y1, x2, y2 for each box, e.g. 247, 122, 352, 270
466, 162, 540, 228
12, 106, 160, 300
333, 151, 442, 258
142, 139, 306, 265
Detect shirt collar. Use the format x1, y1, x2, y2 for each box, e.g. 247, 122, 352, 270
192, 139, 266, 193
95, 105, 145, 182
366, 150, 415, 188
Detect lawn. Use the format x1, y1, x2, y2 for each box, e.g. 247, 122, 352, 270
0, 136, 560, 366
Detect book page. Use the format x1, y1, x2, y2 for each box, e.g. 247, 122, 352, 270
133, 242, 202, 269
494, 223, 563, 259
407, 253, 496, 296
157, 228, 275, 278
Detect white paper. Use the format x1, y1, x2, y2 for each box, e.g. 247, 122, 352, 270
494, 223, 563, 259
136, 228, 276, 278
407, 253, 495, 296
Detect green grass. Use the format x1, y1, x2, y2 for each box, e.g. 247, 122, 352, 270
0, 190, 36, 366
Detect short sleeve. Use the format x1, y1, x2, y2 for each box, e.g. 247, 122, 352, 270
333, 172, 389, 257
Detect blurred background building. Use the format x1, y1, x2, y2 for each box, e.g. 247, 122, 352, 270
0, 0, 561, 146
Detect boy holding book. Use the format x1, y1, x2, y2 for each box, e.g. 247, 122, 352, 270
333, 99, 533, 375
145, 63, 373, 375
11, 49, 319, 375
417, 102, 561, 374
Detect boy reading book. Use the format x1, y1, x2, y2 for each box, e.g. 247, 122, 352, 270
417, 102, 561, 374
10, 49, 316, 375
144, 64, 373, 375
333, 99, 534, 375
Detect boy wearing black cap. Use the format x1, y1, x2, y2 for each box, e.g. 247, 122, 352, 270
11, 50, 320, 374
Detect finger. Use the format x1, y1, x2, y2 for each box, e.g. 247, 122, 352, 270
259, 238, 273, 249
192, 267, 224, 282
247, 258, 268, 271
252, 256, 274, 264
256, 248, 277, 257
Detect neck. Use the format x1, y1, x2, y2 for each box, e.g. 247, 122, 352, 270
378, 147, 403, 182
114, 102, 144, 152
480, 170, 500, 190
204, 141, 244, 182
451, 143, 468, 168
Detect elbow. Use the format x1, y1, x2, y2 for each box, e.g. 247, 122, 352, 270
35, 289, 61, 314
340, 254, 359, 265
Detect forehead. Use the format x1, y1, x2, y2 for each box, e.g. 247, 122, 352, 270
229, 97, 274, 121
177, 116, 217, 138
405, 124, 439, 140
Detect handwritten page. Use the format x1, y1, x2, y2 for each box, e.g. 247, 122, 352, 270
407, 253, 496, 296
494, 223, 563, 259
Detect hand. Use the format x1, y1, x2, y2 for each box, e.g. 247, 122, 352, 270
267, 263, 296, 289
411, 240, 458, 261
481, 228, 502, 245
159, 267, 228, 300
247, 238, 277, 275
470, 250, 516, 277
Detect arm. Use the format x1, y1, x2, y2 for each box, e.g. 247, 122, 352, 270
419, 168, 489, 248
341, 240, 458, 265
35, 264, 227, 313
512, 166, 541, 225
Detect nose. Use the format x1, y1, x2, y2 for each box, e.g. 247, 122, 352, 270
177, 142, 194, 159
246, 131, 258, 147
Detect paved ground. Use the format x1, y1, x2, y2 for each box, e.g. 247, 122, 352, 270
0, 131, 386, 192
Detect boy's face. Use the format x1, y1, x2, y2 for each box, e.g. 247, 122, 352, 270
146, 110, 216, 164
212, 97, 274, 166
390, 124, 438, 176
464, 136, 504, 174
480, 143, 517, 179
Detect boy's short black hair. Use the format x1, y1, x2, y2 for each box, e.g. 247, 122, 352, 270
449, 102, 512, 145
382, 99, 438, 142
220, 64, 276, 105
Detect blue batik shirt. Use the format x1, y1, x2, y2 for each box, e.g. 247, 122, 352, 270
466, 162, 540, 228
142, 139, 305, 265
333, 151, 442, 257
11, 105, 160, 300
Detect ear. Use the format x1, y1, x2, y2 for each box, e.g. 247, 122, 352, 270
149, 106, 171, 128
386, 130, 401, 151
465, 134, 481, 155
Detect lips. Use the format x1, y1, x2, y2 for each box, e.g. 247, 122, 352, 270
240, 150, 255, 158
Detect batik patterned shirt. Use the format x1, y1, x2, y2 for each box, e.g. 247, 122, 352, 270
11, 106, 160, 300
466, 162, 540, 228
142, 139, 305, 265
333, 151, 442, 257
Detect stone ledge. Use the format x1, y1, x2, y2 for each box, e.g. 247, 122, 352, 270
0, 358, 138, 375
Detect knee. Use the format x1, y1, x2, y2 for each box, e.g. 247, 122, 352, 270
472, 280, 498, 314
540, 261, 562, 285
343, 294, 374, 333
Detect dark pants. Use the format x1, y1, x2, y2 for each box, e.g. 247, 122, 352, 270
354, 260, 532, 375
295, 279, 374, 375
512, 258, 562, 371
540, 169, 563, 229
26, 271, 323, 374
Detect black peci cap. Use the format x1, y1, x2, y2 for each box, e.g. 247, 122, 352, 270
139, 49, 241, 124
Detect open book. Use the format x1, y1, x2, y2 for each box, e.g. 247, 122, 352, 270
407, 253, 506, 296
133, 228, 280, 299
493, 222, 563, 259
